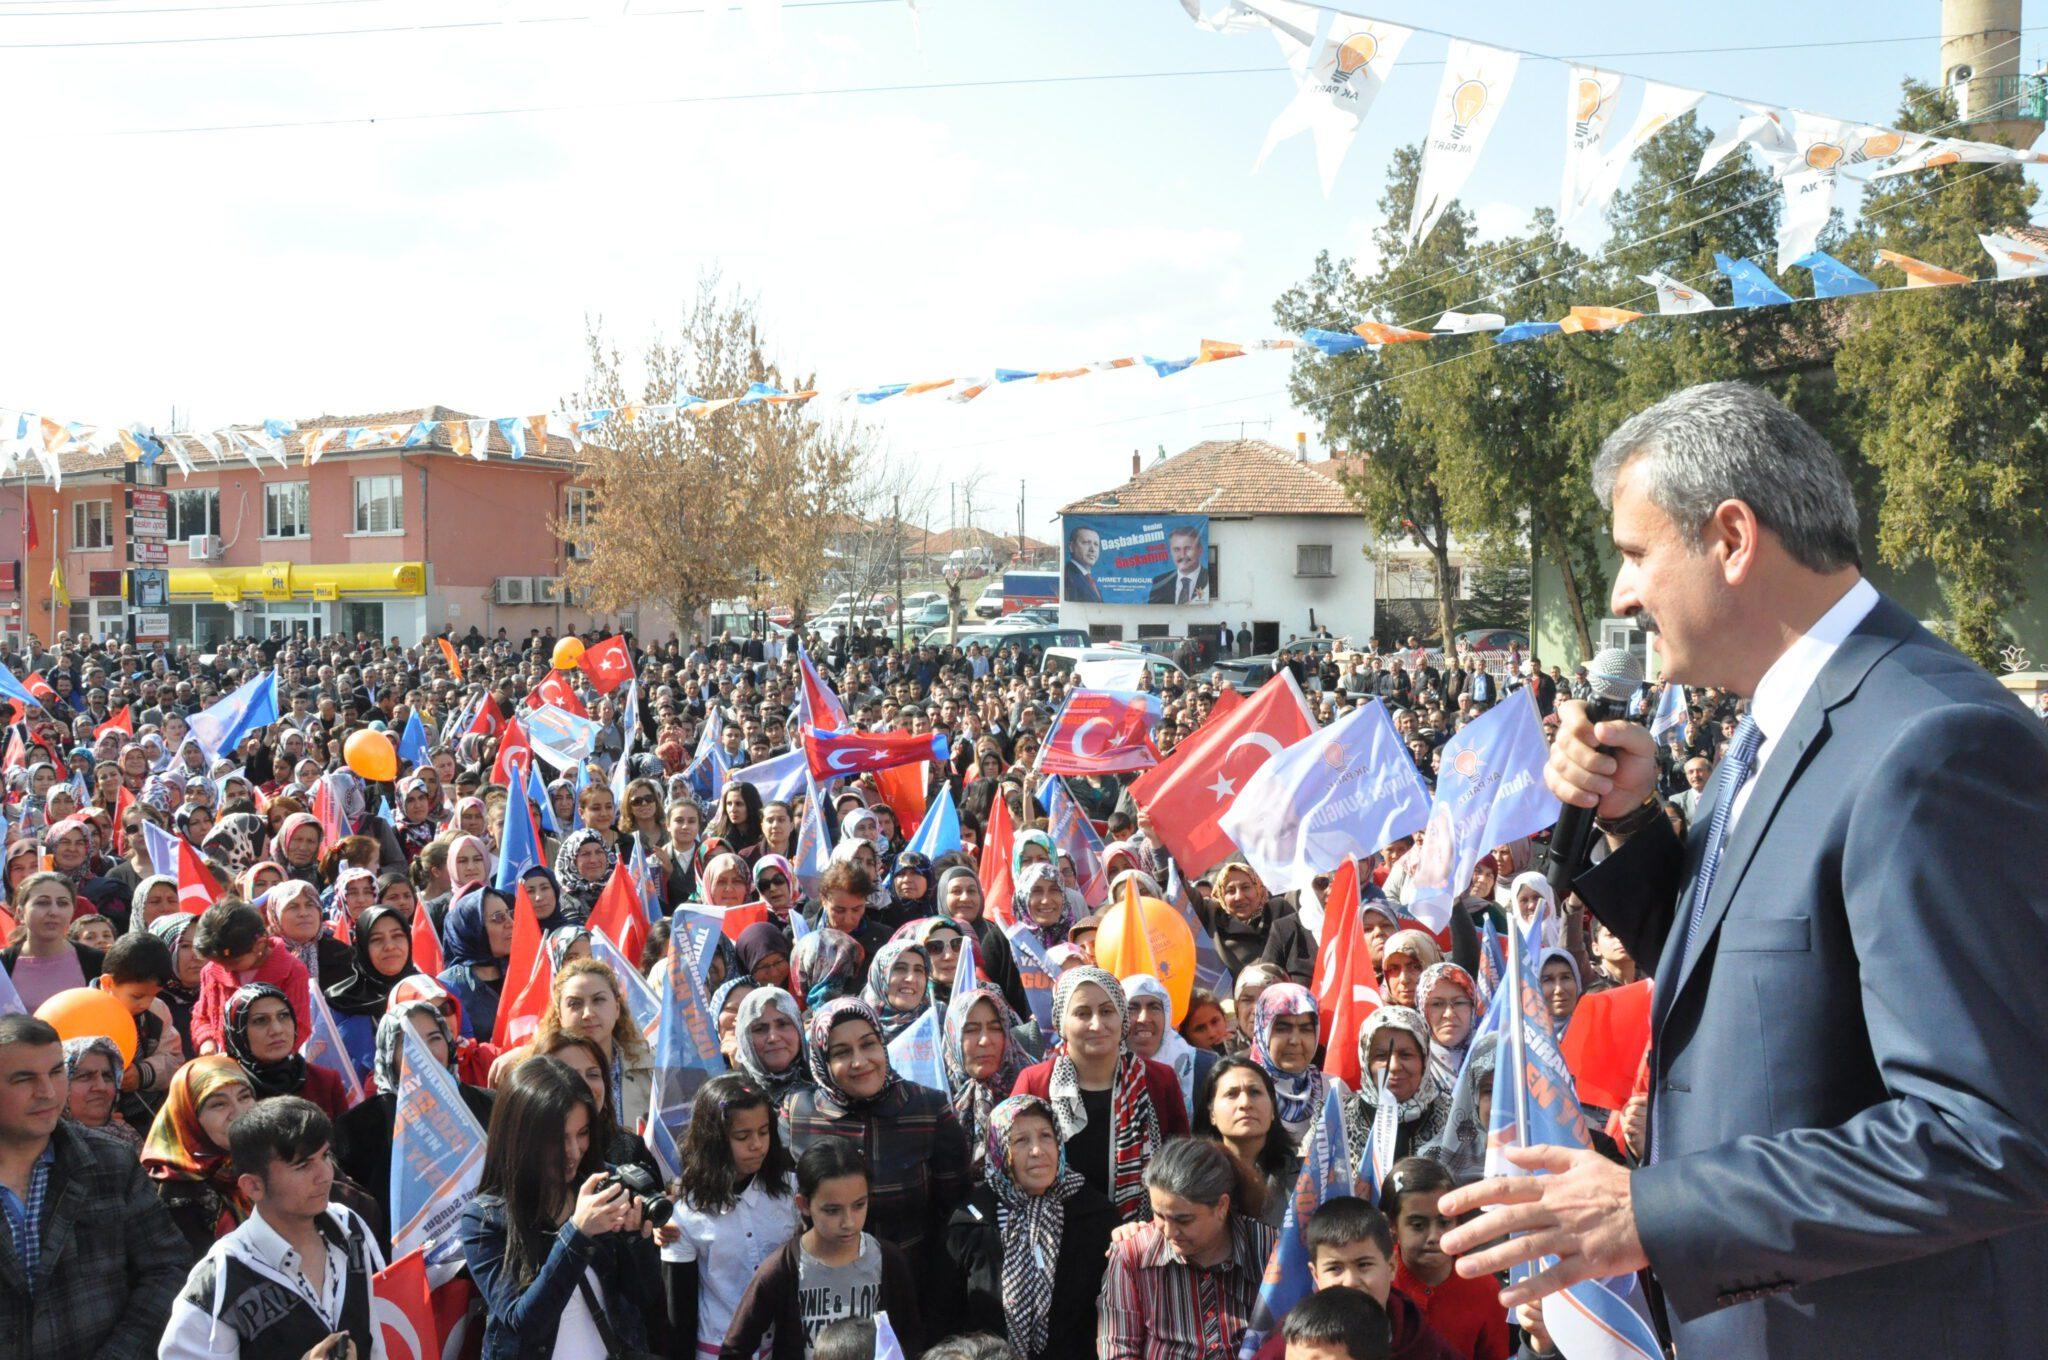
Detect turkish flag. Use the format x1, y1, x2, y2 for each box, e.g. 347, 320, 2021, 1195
22, 673, 57, 707
94, 706, 132, 739
871, 762, 927, 839
718, 900, 771, 942
176, 839, 223, 915
1560, 978, 1653, 1111
2, 730, 25, 771
578, 635, 636, 694
980, 793, 1016, 928
410, 900, 444, 977
587, 854, 648, 966
524, 672, 587, 718
803, 728, 948, 781
1038, 690, 1160, 776
1312, 857, 1379, 1087
466, 695, 503, 738
1130, 671, 1315, 872
493, 882, 552, 1049
490, 720, 532, 788
372, 1247, 440, 1360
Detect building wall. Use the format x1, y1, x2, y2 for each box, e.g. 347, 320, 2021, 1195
1059, 513, 1376, 647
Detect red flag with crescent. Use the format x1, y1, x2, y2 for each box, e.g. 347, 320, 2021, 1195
1130, 670, 1315, 872
372, 1247, 439, 1360
802, 728, 948, 780
1037, 688, 1161, 776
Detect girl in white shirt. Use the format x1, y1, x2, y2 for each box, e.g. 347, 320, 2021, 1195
664, 1073, 803, 1358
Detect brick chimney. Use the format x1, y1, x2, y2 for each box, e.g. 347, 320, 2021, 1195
1132, 449, 1141, 478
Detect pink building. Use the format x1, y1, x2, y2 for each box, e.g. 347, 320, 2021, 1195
3, 406, 659, 647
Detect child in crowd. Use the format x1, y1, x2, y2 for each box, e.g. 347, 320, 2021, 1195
95, 931, 186, 1122
1282, 1287, 1393, 1360
1251, 1195, 1459, 1360
1382, 1159, 1509, 1360
67, 912, 117, 953
721, 1137, 923, 1360
189, 900, 312, 1055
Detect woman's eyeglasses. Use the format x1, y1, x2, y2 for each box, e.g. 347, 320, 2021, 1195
630, 794, 657, 806
925, 937, 965, 955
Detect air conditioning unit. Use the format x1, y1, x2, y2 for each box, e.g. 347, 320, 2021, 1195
187, 535, 223, 561
492, 576, 532, 606
532, 576, 563, 604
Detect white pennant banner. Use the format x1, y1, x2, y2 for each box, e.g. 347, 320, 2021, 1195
1572, 81, 1705, 222
1559, 66, 1624, 218
1980, 232, 2048, 280
1256, 15, 1414, 196
1408, 40, 1521, 248
1638, 270, 1718, 315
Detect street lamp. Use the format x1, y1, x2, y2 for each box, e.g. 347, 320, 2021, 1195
941, 562, 965, 647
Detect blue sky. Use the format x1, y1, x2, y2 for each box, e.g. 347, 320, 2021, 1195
1, 0, 2038, 535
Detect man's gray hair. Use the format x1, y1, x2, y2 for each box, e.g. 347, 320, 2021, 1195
1593, 381, 1860, 572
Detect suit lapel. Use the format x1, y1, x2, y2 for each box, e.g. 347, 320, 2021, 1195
1655, 596, 1916, 1020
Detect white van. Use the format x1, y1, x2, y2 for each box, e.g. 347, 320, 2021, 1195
1041, 645, 1186, 689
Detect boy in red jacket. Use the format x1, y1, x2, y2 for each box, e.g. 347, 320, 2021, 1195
189, 899, 312, 1054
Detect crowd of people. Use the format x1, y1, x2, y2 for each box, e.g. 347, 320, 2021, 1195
0, 619, 1715, 1360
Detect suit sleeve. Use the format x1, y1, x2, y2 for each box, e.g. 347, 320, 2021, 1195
1632, 703, 2048, 1318
1572, 810, 1686, 981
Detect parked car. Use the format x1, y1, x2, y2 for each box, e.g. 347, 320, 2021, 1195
972, 583, 1007, 620
1041, 646, 1186, 689
907, 600, 953, 630
1207, 634, 1347, 687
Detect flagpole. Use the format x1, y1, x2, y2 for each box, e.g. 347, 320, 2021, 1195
47, 507, 57, 646
1507, 895, 1532, 1144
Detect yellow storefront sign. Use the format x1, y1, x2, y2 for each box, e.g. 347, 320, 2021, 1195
169, 562, 426, 603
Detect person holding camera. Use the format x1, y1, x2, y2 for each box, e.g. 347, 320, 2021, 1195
457, 1055, 666, 1360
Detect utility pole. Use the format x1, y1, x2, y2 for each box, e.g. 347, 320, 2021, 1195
1016, 479, 1025, 565
893, 493, 905, 651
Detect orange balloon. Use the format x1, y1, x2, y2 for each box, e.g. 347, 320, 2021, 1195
343, 729, 398, 783
552, 637, 587, 671
1094, 895, 1197, 1022
36, 986, 139, 1065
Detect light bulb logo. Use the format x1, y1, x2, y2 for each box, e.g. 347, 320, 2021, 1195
1450, 79, 1489, 140
1574, 77, 1604, 123
1858, 131, 1903, 161
1926, 148, 1961, 167
1333, 33, 1377, 83
1805, 141, 1844, 171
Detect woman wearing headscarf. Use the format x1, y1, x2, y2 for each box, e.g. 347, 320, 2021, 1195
63, 1034, 141, 1147
545, 924, 593, 970
695, 850, 753, 909
1011, 966, 1190, 1222
752, 853, 802, 928
446, 833, 492, 899
1378, 928, 1444, 1010
324, 903, 420, 1081
272, 810, 325, 886
1014, 860, 1082, 953
1247, 982, 1343, 1144
223, 980, 353, 1120
263, 877, 353, 988
151, 912, 204, 1051
786, 926, 864, 1012
933, 864, 1032, 1021
335, 997, 497, 1241
731, 984, 809, 1102
393, 775, 440, 863
781, 997, 973, 1271
944, 1092, 1117, 1360
1343, 1005, 1453, 1164
1505, 869, 1566, 951
437, 886, 515, 1042
390, 972, 501, 1088
1420, 1032, 1502, 1185
1416, 962, 1485, 1088
551, 826, 613, 923
734, 919, 792, 989
127, 873, 182, 938
203, 812, 272, 881
859, 937, 932, 1041
939, 984, 1031, 1165
1122, 972, 1211, 1123
885, 850, 935, 925
142, 1054, 258, 1259
710, 976, 758, 1063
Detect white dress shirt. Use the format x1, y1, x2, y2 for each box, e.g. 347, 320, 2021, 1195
1729, 576, 1880, 831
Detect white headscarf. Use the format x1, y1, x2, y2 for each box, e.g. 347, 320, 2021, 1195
1121, 973, 1196, 1120
1507, 870, 1564, 950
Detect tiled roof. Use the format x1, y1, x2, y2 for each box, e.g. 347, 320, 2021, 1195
913, 525, 1056, 555
2009, 223, 2048, 252
1060, 439, 1359, 516
51, 403, 580, 477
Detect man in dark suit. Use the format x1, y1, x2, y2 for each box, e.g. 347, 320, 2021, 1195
1064, 525, 1104, 603
1146, 526, 1210, 603
1440, 382, 2048, 1359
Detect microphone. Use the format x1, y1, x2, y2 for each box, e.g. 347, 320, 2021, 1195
1544, 646, 1647, 897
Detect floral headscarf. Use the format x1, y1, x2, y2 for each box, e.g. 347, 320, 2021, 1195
753, 853, 800, 912
554, 827, 614, 902
1416, 962, 1484, 1087
373, 998, 459, 1093
941, 985, 1028, 1158
1014, 860, 1081, 951
1249, 982, 1328, 1136
1354, 1004, 1449, 1123
1010, 829, 1057, 882
803, 997, 900, 1111
62, 1035, 136, 1145
274, 812, 323, 868
788, 928, 864, 1012
1046, 965, 1158, 1220
983, 1093, 1086, 1358
546, 926, 593, 970
732, 985, 808, 1102
859, 938, 931, 1040
140, 1054, 255, 1221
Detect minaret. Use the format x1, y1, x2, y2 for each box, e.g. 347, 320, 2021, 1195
1940, 0, 2044, 147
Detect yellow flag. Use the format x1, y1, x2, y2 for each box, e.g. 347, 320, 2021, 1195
50, 558, 69, 608
1095, 876, 1161, 985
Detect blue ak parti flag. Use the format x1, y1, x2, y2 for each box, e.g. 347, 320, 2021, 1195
1402, 690, 1562, 933
1650, 681, 1688, 745
590, 930, 662, 1042
1040, 774, 1111, 905
610, 679, 640, 809
727, 748, 810, 805
1791, 250, 1878, 299
390, 1023, 487, 1263
651, 918, 726, 1171
905, 782, 961, 859
886, 1006, 949, 1097
494, 765, 543, 892
1715, 252, 1795, 309
1216, 698, 1431, 897
397, 709, 429, 767
0, 663, 47, 715
1238, 1081, 1356, 1359
187, 669, 279, 762
301, 988, 366, 1110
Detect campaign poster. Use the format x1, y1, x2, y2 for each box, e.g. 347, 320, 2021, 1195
1062, 514, 1211, 605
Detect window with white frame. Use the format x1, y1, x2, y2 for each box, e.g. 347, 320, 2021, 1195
353, 475, 404, 534
166, 489, 220, 541
264, 482, 310, 538
564, 486, 595, 560
72, 500, 113, 550
1295, 543, 1334, 578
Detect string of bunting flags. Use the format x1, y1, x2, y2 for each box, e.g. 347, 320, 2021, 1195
3, 231, 2039, 487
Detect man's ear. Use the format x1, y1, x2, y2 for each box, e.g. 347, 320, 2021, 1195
236, 1171, 266, 1206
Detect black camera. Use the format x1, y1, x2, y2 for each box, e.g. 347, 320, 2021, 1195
598, 1163, 675, 1227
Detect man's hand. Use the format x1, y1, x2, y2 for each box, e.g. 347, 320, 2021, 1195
1546, 700, 1659, 820
1438, 1144, 1647, 1309
1620, 1095, 1649, 1160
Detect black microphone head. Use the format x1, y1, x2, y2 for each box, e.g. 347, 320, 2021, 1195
1584, 647, 1645, 703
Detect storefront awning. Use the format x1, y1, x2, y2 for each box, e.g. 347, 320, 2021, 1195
168, 561, 426, 603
